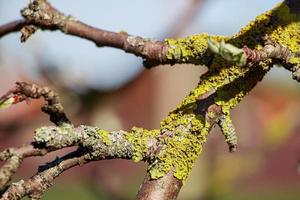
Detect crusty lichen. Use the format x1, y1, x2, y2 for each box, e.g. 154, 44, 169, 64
149, 128, 204, 181
218, 113, 237, 152
289, 56, 300, 82
268, 3, 300, 53
149, 60, 271, 181
234, 2, 300, 70
97, 129, 112, 146
21, 0, 75, 32
165, 34, 208, 61
34, 123, 78, 148
165, 34, 227, 65
33, 1, 299, 184
148, 0, 294, 181
289, 56, 300, 67
124, 127, 160, 162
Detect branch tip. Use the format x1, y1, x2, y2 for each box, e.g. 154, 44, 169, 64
218, 114, 238, 153
20, 25, 37, 42
0, 82, 70, 126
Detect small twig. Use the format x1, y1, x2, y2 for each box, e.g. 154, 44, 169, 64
0, 144, 48, 162
0, 1, 216, 69
0, 144, 48, 191
20, 0, 168, 68
242, 40, 300, 83
0, 20, 27, 39
0, 156, 22, 193
0, 82, 70, 126
0, 149, 88, 200
242, 40, 292, 64
218, 114, 237, 153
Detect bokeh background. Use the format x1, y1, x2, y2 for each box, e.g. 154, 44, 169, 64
1, 0, 300, 199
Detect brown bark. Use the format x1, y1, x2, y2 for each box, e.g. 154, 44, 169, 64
0, 20, 27, 38
137, 170, 182, 200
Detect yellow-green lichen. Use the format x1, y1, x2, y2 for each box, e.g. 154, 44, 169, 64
166, 34, 208, 61
207, 111, 216, 119
165, 34, 227, 65
215, 59, 272, 113
233, 7, 273, 48
218, 112, 237, 149
153, 39, 273, 182
153, 59, 270, 181
152, 91, 216, 181
290, 55, 300, 64
97, 129, 112, 146
152, 25, 275, 181
178, 63, 250, 110
269, 3, 300, 53
149, 129, 204, 181
289, 56, 300, 80
289, 56, 300, 68
233, 2, 300, 53
160, 113, 203, 133
143, 1, 298, 182
124, 127, 160, 162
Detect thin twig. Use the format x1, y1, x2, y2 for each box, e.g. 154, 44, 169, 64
0, 144, 48, 191
0, 20, 27, 38
0, 149, 88, 200
0, 82, 70, 126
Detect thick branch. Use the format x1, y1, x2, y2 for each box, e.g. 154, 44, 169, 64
137, 170, 182, 200
0, 124, 154, 199
0, 0, 299, 199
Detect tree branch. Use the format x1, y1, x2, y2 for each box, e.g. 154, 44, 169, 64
0, 82, 70, 126
1, 149, 88, 200
0, 20, 27, 39
0, 0, 213, 68
0, 144, 48, 191
137, 170, 182, 200
0, 123, 154, 200
0, 0, 299, 199
20, 0, 170, 68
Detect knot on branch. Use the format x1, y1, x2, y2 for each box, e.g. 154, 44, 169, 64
20, 25, 37, 42
21, 0, 73, 32
263, 41, 292, 61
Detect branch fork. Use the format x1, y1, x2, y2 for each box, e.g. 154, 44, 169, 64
0, 0, 299, 199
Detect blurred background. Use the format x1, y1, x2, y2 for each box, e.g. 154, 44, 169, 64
1, 0, 300, 199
